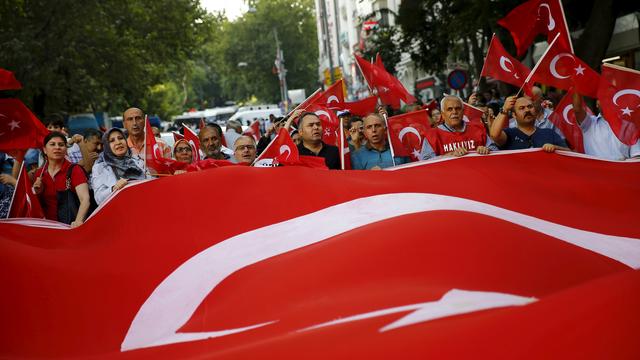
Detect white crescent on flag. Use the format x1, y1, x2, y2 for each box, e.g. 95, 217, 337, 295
499, 56, 519, 79
327, 95, 340, 104
538, 3, 556, 31
279, 145, 291, 159
550, 53, 574, 79
121, 192, 640, 351
562, 104, 574, 125
398, 127, 421, 144
612, 89, 640, 106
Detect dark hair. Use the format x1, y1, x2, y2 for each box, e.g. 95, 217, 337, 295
487, 103, 500, 117
44, 114, 65, 128
347, 116, 362, 128
83, 128, 103, 141
204, 123, 223, 137
297, 111, 320, 127
43, 131, 67, 146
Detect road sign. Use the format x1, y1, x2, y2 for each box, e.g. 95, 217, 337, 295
447, 69, 468, 90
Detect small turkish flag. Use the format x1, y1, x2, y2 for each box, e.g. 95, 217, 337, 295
306, 104, 340, 147
532, 34, 599, 98
481, 34, 531, 90
254, 127, 300, 167
145, 116, 187, 174
331, 96, 378, 117
0, 68, 22, 91
172, 131, 184, 143
498, 0, 573, 57
243, 120, 261, 141
547, 88, 592, 153
597, 63, 640, 146
0, 98, 49, 153
463, 102, 486, 124
8, 162, 45, 219
183, 126, 202, 162
387, 110, 432, 160
355, 54, 416, 110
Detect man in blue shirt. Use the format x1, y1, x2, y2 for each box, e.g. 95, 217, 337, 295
490, 96, 570, 152
351, 112, 409, 170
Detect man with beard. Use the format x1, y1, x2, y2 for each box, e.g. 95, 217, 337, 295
198, 124, 230, 160
490, 96, 569, 152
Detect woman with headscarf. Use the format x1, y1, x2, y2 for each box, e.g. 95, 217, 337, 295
91, 128, 147, 205
172, 138, 196, 175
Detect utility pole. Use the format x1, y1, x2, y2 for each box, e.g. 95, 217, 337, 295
320, 0, 335, 84
274, 28, 289, 112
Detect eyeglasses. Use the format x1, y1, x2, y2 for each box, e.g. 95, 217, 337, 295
175, 147, 192, 153
235, 145, 256, 151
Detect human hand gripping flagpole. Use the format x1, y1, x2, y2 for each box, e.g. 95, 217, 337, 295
354, 53, 396, 166
516, 33, 561, 97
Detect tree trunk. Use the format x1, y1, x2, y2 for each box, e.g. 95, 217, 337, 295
574, 0, 615, 71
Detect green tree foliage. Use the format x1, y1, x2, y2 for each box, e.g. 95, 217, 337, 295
217, 0, 319, 103
0, 0, 208, 118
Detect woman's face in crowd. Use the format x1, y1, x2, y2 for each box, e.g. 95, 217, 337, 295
174, 142, 193, 163
109, 131, 128, 157
43, 136, 67, 160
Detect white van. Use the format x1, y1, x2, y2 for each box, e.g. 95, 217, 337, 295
229, 107, 283, 126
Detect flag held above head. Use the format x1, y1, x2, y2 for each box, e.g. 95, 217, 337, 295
354, 54, 416, 110
498, 0, 573, 57
597, 63, 640, 146
0, 98, 48, 154
481, 34, 532, 91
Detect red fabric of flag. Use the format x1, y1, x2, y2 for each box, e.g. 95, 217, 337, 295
387, 110, 432, 160
0, 68, 22, 91
0, 98, 48, 153
0, 151, 639, 358
547, 88, 590, 153
463, 103, 486, 124
597, 63, 640, 146
182, 126, 202, 162
8, 163, 44, 219
355, 54, 416, 110
145, 116, 186, 174
498, 0, 573, 57
254, 127, 300, 166
243, 121, 261, 141
531, 36, 599, 98
481, 35, 531, 89
331, 96, 379, 117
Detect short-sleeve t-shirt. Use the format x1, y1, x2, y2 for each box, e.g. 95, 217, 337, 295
501, 127, 568, 150
37, 160, 88, 221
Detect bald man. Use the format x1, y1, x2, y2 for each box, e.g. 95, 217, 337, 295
490, 95, 569, 152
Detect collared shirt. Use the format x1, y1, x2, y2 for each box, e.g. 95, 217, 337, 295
351, 142, 409, 170
67, 143, 83, 164
127, 137, 145, 160
420, 122, 499, 160
37, 160, 88, 221
502, 127, 567, 150
581, 114, 640, 160
297, 142, 341, 170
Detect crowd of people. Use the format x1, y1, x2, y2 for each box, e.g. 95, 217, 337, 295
0, 87, 638, 226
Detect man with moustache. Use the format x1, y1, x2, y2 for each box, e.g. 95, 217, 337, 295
490, 96, 569, 152
296, 112, 341, 170
123, 107, 146, 159
233, 135, 257, 164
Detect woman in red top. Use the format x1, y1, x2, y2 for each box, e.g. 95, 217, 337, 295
33, 131, 91, 228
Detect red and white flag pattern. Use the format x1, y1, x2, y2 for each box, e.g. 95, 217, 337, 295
0, 98, 49, 155
387, 110, 431, 160
254, 127, 299, 167
1, 151, 639, 358
531, 34, 599, 98
243, 120, 261, 142
183, 126, 202, 162
481, 34, 531, 90
8, 162, 44, 219
498, 0, 573, 57
547, 88, 591, 153
597, 63, 640, 146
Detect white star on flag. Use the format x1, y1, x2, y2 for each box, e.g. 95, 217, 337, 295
621, 107, 633, 116
412, 148, 422, 159
8, 119, 20, 130
324, 129, 331, 136
574, 64, 585, 76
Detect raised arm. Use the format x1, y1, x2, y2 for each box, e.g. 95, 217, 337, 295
489, 95, 516, 147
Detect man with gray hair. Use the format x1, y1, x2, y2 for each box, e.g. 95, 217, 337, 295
420, 95, 498, 160
225, 120, 243, 148
233, 135, 257, 164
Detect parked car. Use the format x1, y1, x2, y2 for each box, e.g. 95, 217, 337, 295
228, 108, 283, 126
67, 113, 99, 136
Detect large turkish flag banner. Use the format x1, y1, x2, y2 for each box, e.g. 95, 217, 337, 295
1, 151, 639, 359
